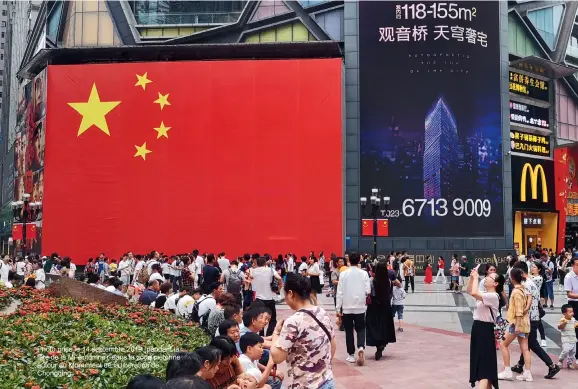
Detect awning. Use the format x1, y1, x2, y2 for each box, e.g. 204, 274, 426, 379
510, 55, 577, 79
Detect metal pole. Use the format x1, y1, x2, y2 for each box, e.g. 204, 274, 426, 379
22, 205, 27, 256
373, 205, 377, 260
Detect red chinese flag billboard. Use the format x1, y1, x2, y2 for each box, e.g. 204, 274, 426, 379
43, 59, 343, 264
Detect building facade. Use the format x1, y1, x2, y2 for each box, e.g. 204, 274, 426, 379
4, 1, 578, 261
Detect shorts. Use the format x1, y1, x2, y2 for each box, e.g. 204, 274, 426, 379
508, 324, 527, 338
121, 275, 130, 285
392, 305, 404, 320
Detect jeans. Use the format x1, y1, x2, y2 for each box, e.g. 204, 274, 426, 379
318, 379, 336, 389
170, 275, 181, 293
243, 290, 253, 310
404, 276, 415, 292
256, 299, 277, 337
342, 313, 366, 355
434, 269, 446, 283
267, 376, 282, 389
517, 320, 553, 367
538, 320, 546, 340
546, 281, 554, 301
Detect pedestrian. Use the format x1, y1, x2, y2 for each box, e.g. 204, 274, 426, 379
467, 267, 502, 389
270, 273, 336, 389
249, 255, 283, 336
307, 256, 322, 306
563, 256, 578, 362
498, 268, 532, 382
336, 252, 370, 365
544, 254, 556, 309
424, 257, 433, 284
435, 255, 446, 284
509, 262, 560, 380
558, 303, 578, 369
402, 256, 415, 293
460, 256, 470, 291
366, 259, 396, 360
391, 279, 406, 333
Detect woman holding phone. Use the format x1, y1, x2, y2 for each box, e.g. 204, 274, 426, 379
467, 267, 502, 389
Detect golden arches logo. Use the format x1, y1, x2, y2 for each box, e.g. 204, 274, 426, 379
520, 163, 548, 203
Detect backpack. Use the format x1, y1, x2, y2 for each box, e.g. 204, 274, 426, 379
190, 296, 214, 324
226, 269, 243, 296
550, 259, 558, 280
137, 265, 150, 285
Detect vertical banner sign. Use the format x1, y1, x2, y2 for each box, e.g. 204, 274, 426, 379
359, 2, 503, 237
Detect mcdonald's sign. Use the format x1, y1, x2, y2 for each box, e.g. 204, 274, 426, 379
512, 156, 554, 211
521, 163, 548, 203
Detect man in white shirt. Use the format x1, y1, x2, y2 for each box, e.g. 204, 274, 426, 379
286, 254, 294, 274
250, 256, 283, 336
176, 288, 202, 318
171, 256, 183, 293
336, 252, 370, 366
193, 249, 204, 278
147, 251, 161, 275
198, 283, 223, 325
133, 256, 144, 283
0, 255, 12, 285
218, 252, 230, 271
33, 261, 46, 290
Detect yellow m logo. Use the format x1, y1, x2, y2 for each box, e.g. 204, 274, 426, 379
520, 163, 548, 203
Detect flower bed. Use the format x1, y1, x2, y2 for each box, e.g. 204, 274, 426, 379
0, 287, 209, 389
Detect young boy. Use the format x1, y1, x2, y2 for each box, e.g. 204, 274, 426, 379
392, 279, 406, 332
558, 304, 578, 369
239, 333, 274, 389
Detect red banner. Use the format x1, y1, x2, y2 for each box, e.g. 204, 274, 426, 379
26, 224, 37, 239
377, 219, 389, 237
43, 59, 343, 263
12, 224, 22, 240
361, 219, 373, 236
554, 147, 578, 252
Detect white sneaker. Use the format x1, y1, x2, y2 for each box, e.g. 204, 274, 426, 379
541, 339, 547, 347
498, 369, 513, 380
516, 370, 533, 382
357, 347, 365, 366
346, 355, 356, 363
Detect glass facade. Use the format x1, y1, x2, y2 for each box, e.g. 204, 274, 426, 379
131, 1, 247, 25
61, 0, 121, 48
527, 4, 564, 49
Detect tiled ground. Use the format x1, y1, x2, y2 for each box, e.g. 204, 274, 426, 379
275, 277, 577, 388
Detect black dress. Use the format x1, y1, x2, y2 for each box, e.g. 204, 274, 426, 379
470, 320, 499, 388
366, 278, 396, 347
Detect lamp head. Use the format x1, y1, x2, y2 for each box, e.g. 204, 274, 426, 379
360, 197, 367, 206
383, 196, 391, 205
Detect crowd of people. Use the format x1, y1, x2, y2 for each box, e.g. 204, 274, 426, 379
468, 248, 578, 389
3, 247, 578, 388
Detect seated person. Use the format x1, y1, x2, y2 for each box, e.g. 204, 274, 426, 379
239, 333, 282, 389
208, 336, 243, 389
166, 352, 202, 381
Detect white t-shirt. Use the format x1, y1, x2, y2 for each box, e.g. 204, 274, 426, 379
251, 267, 278, 301
105, 285, 116, 293
147, 260, 160, 275
218, 257, 230, 271
164, 293, 180, 311
173, 260, 183, 277
298, 262, 308, 273
176, 295, 196, 318
308, 263, 320, 276
238, 354, 261, 380
161, 263, 171, 275
35, 269, 46, 289
16, 262, 26, 276
0, 262, 11, 283
68, 263, 76, 278
287, 257, 294, 273
133, 261, 144, 278
197, 295, 217, 323
149, 273, 165, 284
195, 256, 204, 275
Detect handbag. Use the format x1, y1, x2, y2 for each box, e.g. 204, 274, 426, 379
489, 293, 507, 341
270, 267, 280, 293
538, 303, 546, 318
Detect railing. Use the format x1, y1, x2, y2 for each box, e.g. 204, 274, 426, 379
135, 12, 242, 25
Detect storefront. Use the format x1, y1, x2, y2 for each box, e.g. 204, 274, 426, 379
511, 155, 558, 255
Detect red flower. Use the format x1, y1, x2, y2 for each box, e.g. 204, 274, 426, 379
88, 369, 99, 375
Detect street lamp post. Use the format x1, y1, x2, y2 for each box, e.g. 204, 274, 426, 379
11, 193, 42, 255
360, 189, 390, 260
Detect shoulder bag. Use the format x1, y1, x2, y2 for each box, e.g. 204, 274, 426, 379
299, 309, 332, 341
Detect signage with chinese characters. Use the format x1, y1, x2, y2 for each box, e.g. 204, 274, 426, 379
509, 71, 549, 102
509, 129, 550, 157
360, 1, 503, 237
511, 156, 555, 211
522, 214, 543, 227
509, 101, 550, 130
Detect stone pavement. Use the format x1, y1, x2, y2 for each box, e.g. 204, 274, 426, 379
274, 277, 577, 388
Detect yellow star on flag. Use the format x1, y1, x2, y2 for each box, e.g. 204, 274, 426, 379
153, 121, 171, 139
134, 142, 152, 160
154, 92, 171, 110
68, 84, 121, 136
135, 72, 153, 90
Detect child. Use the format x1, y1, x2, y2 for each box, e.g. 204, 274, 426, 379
239, 333, 274, 389
392, 279, 406, 332
558, 304, 578, 369
237, 369, 260, 389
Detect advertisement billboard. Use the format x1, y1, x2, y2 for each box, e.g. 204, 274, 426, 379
509, 129, 550, 157
43, 59, 343, 263
359, 1, 503, 237
511, 155, 555, 211
509, 101, 550, 131
509, 71, 550, 102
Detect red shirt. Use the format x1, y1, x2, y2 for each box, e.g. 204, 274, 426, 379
438, 260, 444, 270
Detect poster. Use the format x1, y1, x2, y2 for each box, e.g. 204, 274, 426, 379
359, 1, 503, 237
